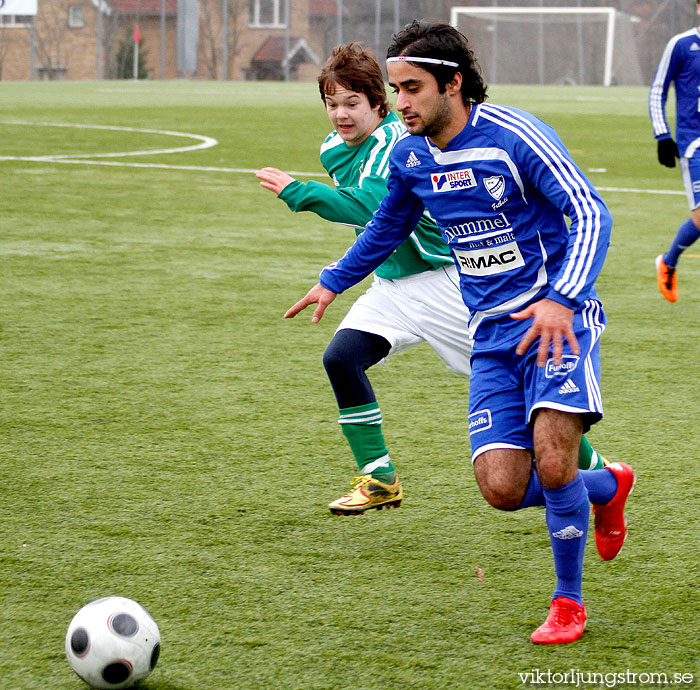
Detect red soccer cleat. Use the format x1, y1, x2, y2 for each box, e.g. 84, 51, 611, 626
531, 597, 587, 645
592, 462, 636, 561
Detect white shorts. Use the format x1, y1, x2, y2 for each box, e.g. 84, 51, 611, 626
336, 264, 472, 376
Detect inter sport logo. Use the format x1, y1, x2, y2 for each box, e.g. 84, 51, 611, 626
431, 168, 476, 192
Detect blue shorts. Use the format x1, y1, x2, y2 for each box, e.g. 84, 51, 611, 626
680, 155, 700, 210
468, 299, 606, 462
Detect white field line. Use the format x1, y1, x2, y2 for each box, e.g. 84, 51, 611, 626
0, 157, 327, 176
597, 186, 684, 195
0, 120, 685, 189
1, 120, 218, 158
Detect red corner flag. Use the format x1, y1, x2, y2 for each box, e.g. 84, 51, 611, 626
133, 24, 141, 44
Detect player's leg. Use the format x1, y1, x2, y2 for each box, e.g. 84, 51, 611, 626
525, 300, 634, 643
323, 327, 393, 478
468, 342, 535, 509
530, 408, 589, 644
656, 156, 700, 301
468, 350, 588, 643
578, 435, 606, 470
323, 328, 403, 514
323, 278, 424, 514
527, 300, 633, 555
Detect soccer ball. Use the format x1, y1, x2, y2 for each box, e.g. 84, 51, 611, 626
65, 596, 161, 689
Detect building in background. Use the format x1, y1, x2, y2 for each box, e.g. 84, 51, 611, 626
0, 0, 696, 83
0, 0, 339, 80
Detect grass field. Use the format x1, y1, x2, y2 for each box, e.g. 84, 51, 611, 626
2, 80, 699, 690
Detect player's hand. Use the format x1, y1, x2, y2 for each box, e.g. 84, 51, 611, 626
256, 167, 296, 194
657, 138, 678, 168
511, 298, 579, 368
284, 283, 337, 323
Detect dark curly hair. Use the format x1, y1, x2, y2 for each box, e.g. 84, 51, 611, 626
386, 20, 487, 106
318, 43, 391, 119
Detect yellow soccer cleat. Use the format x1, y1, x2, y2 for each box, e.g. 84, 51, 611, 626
329, 475, 403, 515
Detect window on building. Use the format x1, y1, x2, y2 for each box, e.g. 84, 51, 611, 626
0, 15, 33, 28
249, 0, 286, 28
68, 6, 84, 28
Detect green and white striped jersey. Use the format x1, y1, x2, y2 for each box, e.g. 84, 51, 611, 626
278, 111, 452, 280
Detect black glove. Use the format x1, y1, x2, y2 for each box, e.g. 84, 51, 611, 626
657, 137, 678, 168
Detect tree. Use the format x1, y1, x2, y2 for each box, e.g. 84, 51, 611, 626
199, 0, 244, 79
30, 0, 69, 78
114, 28, 149, 79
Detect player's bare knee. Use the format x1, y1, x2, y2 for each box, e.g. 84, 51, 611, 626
474, 453, 529, 510
478, 482, 524, 511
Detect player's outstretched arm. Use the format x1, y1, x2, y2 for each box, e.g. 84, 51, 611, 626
511, 298, 580, 368
284, 283, 338, 323
256, 167, 296, 195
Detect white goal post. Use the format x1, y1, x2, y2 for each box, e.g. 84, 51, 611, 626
450, 6, 632, 87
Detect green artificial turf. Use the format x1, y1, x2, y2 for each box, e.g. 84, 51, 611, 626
1, 80, 698, 689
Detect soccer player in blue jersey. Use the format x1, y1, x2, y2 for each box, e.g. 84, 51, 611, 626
650, 0, 700, 302
259, 44, 607, 516
285, 21, 635, 644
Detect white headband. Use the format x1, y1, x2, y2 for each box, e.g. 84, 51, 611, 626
386, 56, 459, 68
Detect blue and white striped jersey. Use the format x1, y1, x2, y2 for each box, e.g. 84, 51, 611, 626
320, 103, 612, 347
649, 27, 700, 157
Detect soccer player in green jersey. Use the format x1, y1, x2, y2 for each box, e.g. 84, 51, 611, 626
256, 43, 606, 515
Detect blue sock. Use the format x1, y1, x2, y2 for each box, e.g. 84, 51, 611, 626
664, 218, 700, 267
518, 464, 617, 509
579, 468, 617, 505
543, 474, 589, 606
518, 461, 545, 508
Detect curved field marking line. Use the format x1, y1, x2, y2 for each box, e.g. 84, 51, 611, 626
0, 119, 327, 176
1, 120, 218, 159
0, 121, 688, 190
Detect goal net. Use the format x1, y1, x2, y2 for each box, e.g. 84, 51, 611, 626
450, 6, 643, 86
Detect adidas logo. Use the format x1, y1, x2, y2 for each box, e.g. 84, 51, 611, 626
559, 379, 580, 394
552, 525, 584, 540
405, 151, 421, 167
692, 42, 700, 51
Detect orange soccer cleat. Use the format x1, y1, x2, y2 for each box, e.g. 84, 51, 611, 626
656, 255, 678, 302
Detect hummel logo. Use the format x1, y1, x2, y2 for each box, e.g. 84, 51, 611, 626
559, 379, 580, 394
405, 151, 421, 167
692, 42, 700, 51
552, 525, 584, 540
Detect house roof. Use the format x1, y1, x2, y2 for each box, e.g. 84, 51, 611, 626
106, 0, 177, 15
252, 35, 320, 66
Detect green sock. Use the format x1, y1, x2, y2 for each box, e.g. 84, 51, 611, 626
339, 402, 396, 482
578, 435, 606, 470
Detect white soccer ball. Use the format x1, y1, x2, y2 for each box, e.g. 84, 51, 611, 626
65, 596, 161, 689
